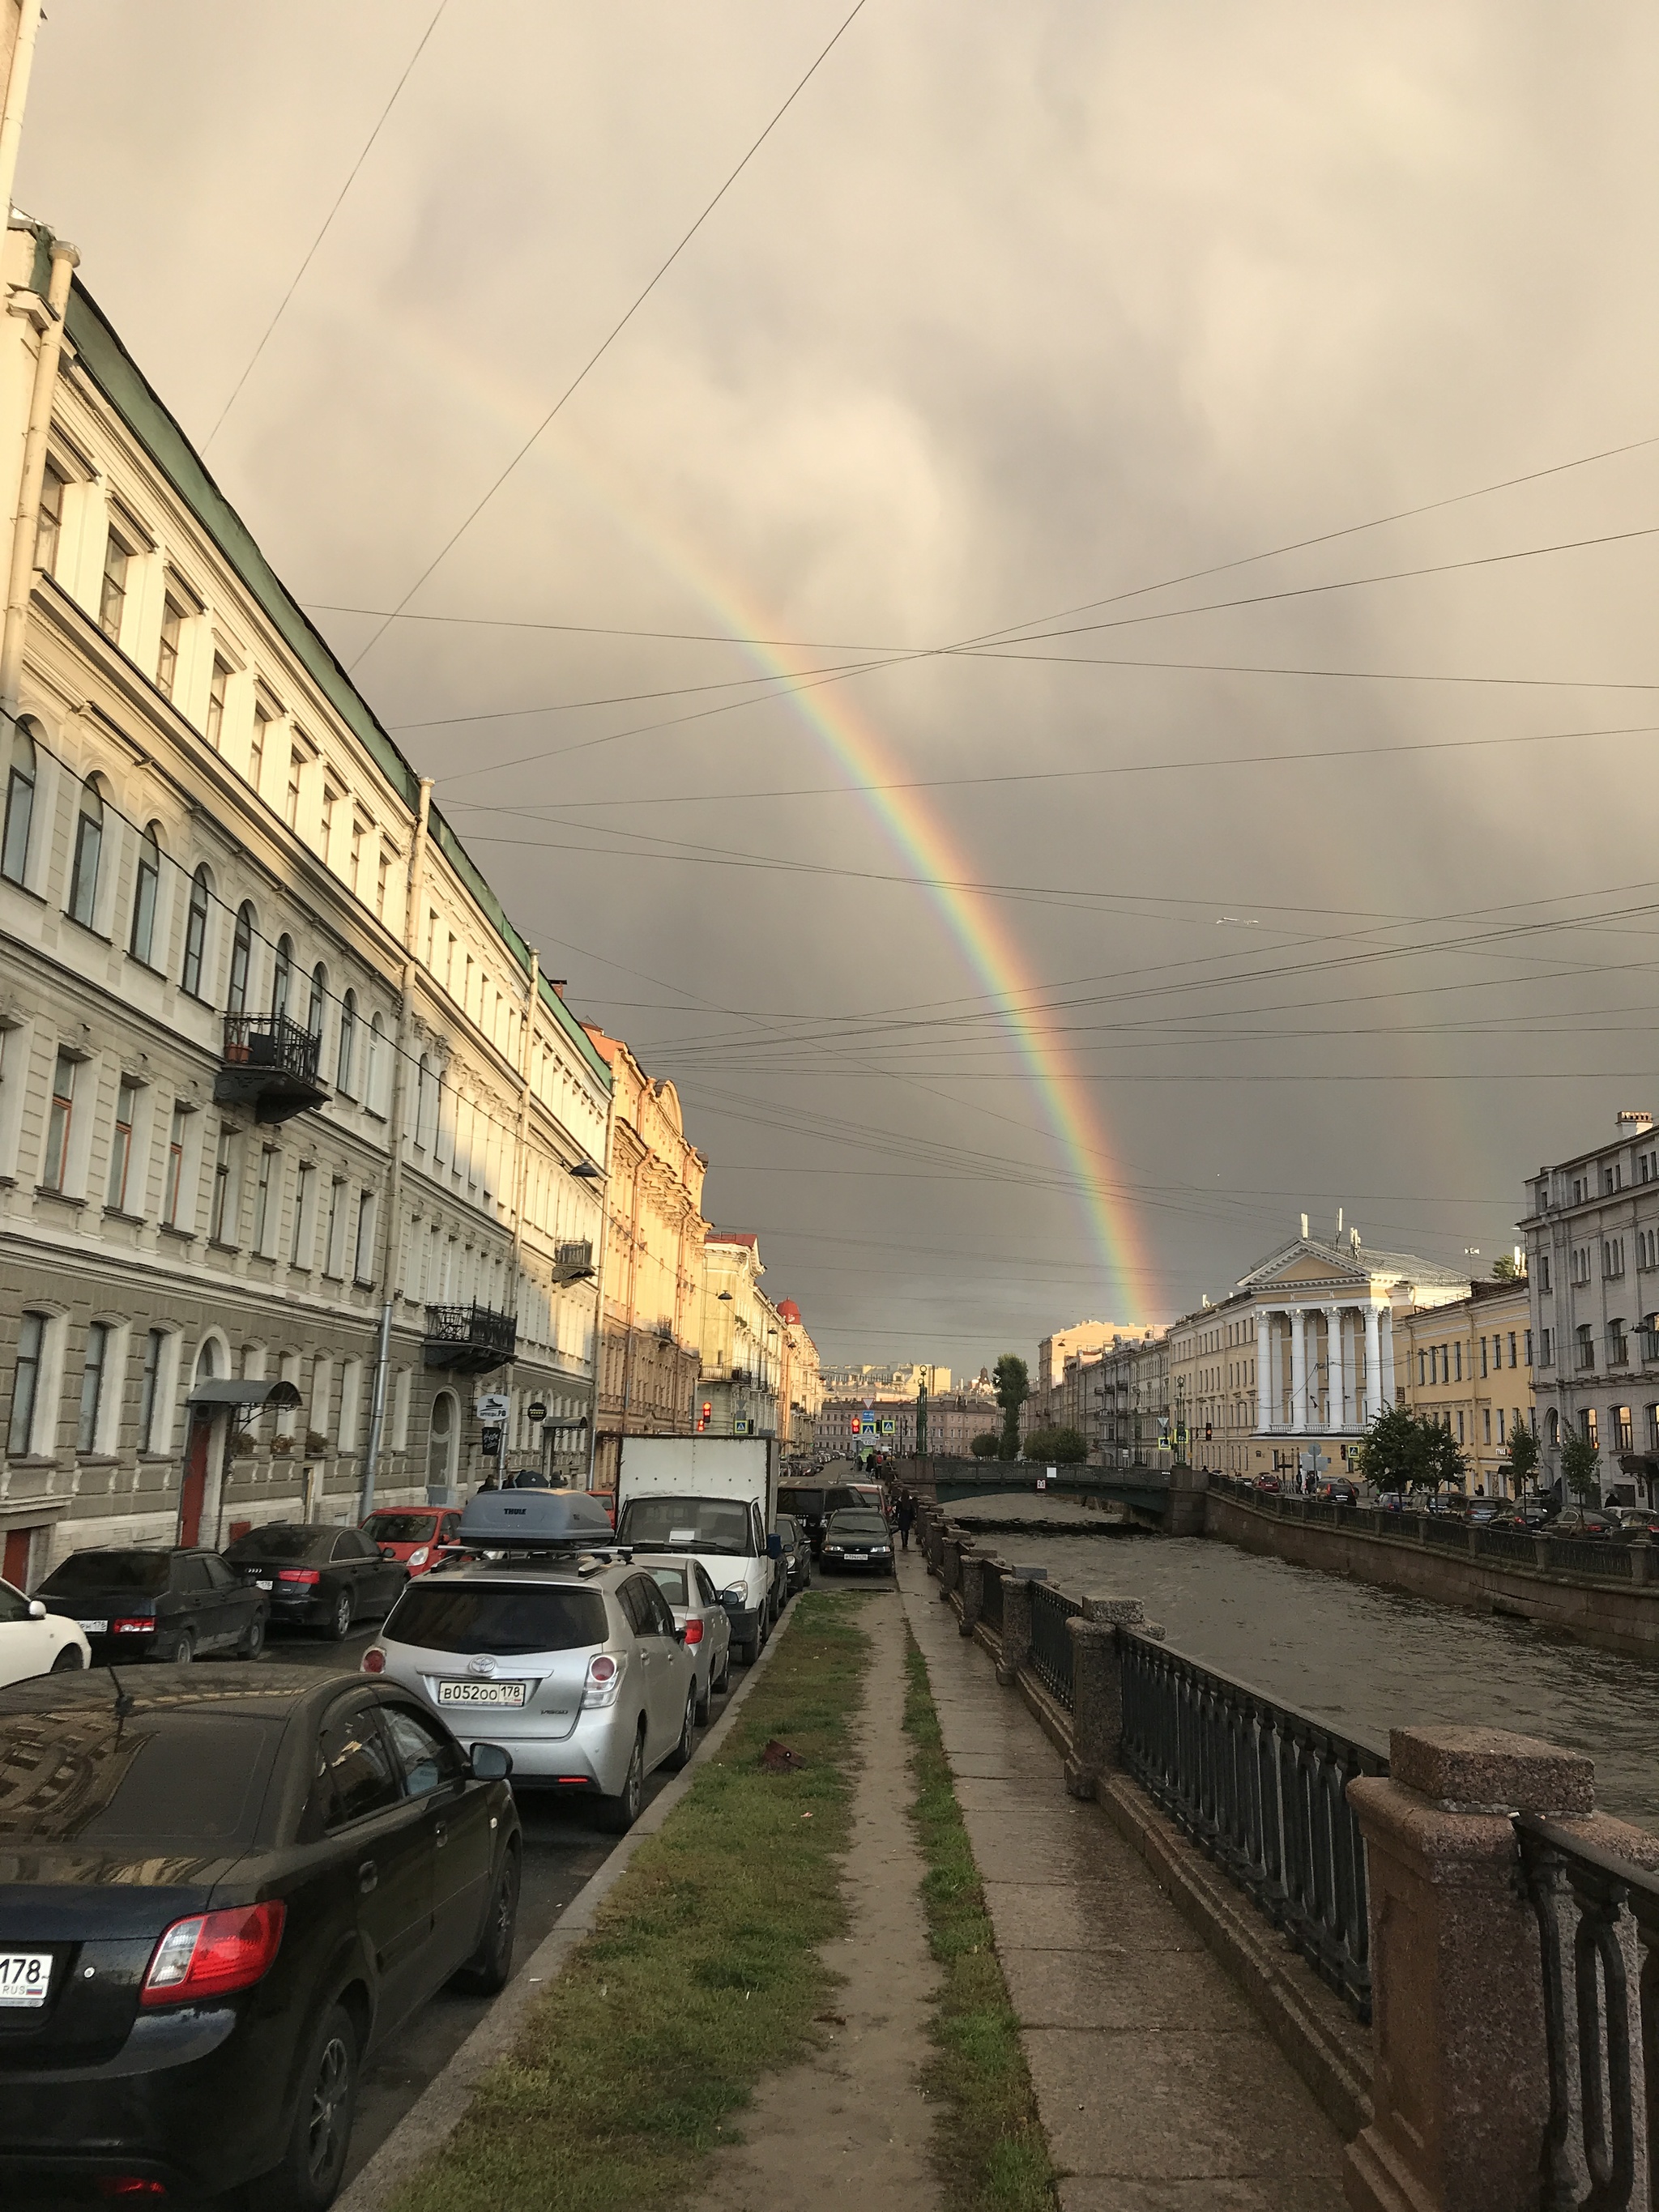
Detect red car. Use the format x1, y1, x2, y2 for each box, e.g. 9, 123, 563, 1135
588, 1489, 617, 1529
360, 1505, 463, 1575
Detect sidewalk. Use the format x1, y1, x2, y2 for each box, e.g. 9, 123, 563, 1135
897, 1553, 1347, 2211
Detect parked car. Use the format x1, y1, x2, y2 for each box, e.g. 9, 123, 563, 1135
777, 1481, 829, 1552
0, 1665, 519, 2208
1551, 1509, 1614, 1538
0, 1576, 88, 1686
797, 1484, 865, 1558
819, 1508, 896, 1575
1254, 1475, 1283, 1494
588, 1489, 617, 1529
636, 1554, 733, 1722
848, 1483, 889, 1518
365, 1552, 699, 1831
35, 1546, 268, 1665
225, 1524, 408, 1640
774, 1512, 812, 1596
360, 1506, 463, 1578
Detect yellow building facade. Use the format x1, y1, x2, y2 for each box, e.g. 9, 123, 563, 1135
1394, 1283, 1534, 1498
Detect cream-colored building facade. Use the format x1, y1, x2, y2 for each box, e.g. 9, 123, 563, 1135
697, 1232, 783, 1438
582, 1028, 708, 1487
1394, 1282, 1534, 1498
0, 211, 611, 1582
775, 1298, 822, 1453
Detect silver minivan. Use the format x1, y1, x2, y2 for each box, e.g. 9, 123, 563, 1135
363, 1555, 699, 1831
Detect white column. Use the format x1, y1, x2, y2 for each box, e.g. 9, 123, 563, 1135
1364, 1303, 1384, 1424
1380, 1305, 1397, 1407
1326, 1305, 1346, 1429
1290, 1307, 1307, 1432
1256, 1311, 1272, 1432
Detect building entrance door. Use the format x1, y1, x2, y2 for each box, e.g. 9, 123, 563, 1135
179, 1415, 211, 1545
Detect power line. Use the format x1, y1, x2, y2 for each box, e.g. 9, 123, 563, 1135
348, 0, 871, 673
204, 2, 451, 450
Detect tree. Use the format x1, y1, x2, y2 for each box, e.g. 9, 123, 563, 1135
969, 1432, 1000, 1459
1491, 1254, 1521, 1281
1356, 1404, 1467, 1495
1505, 1421, 1541, 1496
993, 1353, 1029, 1462
1023, 1426, 1087, 1465
1561, 1428, 1601, 1507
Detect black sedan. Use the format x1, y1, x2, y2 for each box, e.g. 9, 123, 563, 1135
226, 1523, 408, 1639
817, 1508, 896, 1575
34, 1546, 268, 1664
0, 1667, 520, 2207
774, 1512, 812, 1596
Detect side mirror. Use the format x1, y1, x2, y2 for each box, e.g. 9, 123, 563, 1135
378, 1544, 396, 1558
767, 1532, 783, 1559
469, 1742, 513, 1781
28, 1599, 45, 1620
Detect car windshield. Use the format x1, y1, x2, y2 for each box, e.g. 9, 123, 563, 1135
827, 1512, 889, 1537
225, 1525, 335, 1564
40, 1552, 172, 1595
0, 1710, 282, 1846
384, 1583, 608, 1656
775, 1515, 799, 1542
363, 1513, 438, 1544
778, 1487, 824, 1515
644, 1566, 690, 1606
616, 1497, 753, 1555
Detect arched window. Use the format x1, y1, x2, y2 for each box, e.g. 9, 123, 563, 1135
130, 824, 161, 965
368, 1011, 386, 1113
336, 989, 356, 1095
181, 864, 211, 996
271, 933, 292, 1023
227, 901, 254, 1014
2, 724, 36, 886
68, 778, 104, 927
195, 1336, 220, 1383
307, 961, 327, 1041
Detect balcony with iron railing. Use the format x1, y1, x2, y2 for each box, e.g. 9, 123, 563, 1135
423, 1302, 518, 1375
552, 1239, 595, 1283
214, 1013, 328, 1125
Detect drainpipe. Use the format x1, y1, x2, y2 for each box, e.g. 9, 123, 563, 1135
0, 1, 42, 240
0, 228, 75, 719
360, 776, 433, 1519
508, 948, 537, 1459
583, 1087, 614, 1493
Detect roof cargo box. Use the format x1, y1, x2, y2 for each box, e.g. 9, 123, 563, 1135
458, 1488, 615, 1547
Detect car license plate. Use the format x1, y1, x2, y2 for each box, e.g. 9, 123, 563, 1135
254, 1579, 273, 1592
75, 1619, 108, 1634
0, 1953, 51, 2008
847, 1551, 868, 1561
436, 1680, 527, 1707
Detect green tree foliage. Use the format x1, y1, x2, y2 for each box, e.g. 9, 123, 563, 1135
1491, 1254, 1522, 1281
969, 1432, 1000, 1460
1022, 1426, 1087, 1465
1506, 1421, 1541, 1493
1561, 1428, 1601, 1506
1357, 1404, 1468, 1494
993, 1353, 1029, 1463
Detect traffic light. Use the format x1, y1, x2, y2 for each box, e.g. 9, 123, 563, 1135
1205, 1424, 1213, 1442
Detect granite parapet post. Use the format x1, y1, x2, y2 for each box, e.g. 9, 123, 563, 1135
958, 1551, 986, 1637
996, 1571, 1032, 1686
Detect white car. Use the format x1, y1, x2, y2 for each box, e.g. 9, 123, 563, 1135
0, 1575, 90, 1687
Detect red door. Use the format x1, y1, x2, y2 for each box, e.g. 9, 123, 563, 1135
179, 1416, 211, 1547
2, 1528, 32, 1588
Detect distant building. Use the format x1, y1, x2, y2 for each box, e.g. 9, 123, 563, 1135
1395, 1284, 1533, 1498
776, 1298, 822, 1453
697, 1232, 783, 1439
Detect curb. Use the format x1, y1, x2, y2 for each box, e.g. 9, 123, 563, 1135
334, 1600, 800, 2212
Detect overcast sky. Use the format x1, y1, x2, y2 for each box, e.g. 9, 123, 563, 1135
20, 3, 1659, 1373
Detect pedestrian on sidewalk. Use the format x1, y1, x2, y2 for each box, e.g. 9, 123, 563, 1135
896, 1490, 915, 1550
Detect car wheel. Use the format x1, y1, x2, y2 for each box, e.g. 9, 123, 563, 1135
248, 2001, 357, 2212
172, 1630, 195, 1666
694, 1664, 712, 1727
714, 1643, 731, 1694
599, 1728, 645, 1834
667, 1686, 697, 1771
49, 1643, 83, 1672
326, 1589, 353, 1642
237, 1613, 267, 1661
451, 1847, 520, 1995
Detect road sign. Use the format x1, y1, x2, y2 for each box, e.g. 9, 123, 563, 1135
480, 1429, 501, 1455
527, 1401, 548, 1423
475, 1392, 511, 1424
733, 1417, 750, 1435
880, 1418, 894, 1435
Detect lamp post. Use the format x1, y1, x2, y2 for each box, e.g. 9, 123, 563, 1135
571, 1157, 605, 1490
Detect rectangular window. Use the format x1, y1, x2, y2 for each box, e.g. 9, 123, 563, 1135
1480, 1338, 1488, 1378
139, 1326, 165, 1451
319, 782, 339, 857
1585, 1408, 1599, 1447
1508, 1332, 1517, 1368
204, 656, 229, 749
36, 460, 65, 575
253, 1145, 279, 1257
1497, 1408, 1507, 1444
349, 817, 365, 897
1525, 1329, 1533, 1366
209, 1125, 234, 1243
164, 1102, 187, 1227
1541, 1253, 1551, 1292
1648, 1404, 1659, 1452
249, 702, 270, 792
106, 1076, 139, 1211
1618, 1405, 1634, 1451
8, 1310, 45, 1454
353, 1189, 376, 1284
1539, 1327, 1551, 1366
1417, 1350, 1425, 1386
1483, 1407, 1491, 1445
99, 527, 130, 641
43, 1048, 75, 1190
156, 596, 184, 700
376, 848, 391, 919
77, 1320, 109, 1452
1456, 1409, 1465, 1443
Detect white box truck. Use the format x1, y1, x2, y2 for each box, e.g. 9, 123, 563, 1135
615, 1436, 782, 1664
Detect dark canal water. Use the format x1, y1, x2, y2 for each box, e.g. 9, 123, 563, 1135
995, 1528, 1659, 1830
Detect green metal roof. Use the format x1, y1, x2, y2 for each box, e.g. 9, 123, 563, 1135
42, 230, 608, 1093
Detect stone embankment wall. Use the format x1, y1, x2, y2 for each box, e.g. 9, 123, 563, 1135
1205, 1484, 1659, 1659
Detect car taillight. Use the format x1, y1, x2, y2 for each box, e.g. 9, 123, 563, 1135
96, 2180, 168, 2200
140, 1900, 285, 2006
590, 1654, 616, 1682
582, 1652, 624, 1707
111, 1617, 156, 1634
361, 1647, 386, 1675
277, 1569, 321, 1584
683, 1618, 704, 1646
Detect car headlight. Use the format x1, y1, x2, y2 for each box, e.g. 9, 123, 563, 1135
872, 1545, 891, 1555
720, 1584, 747, 1607
408, 1546, 429, 1566
825, 1545, 843, 1555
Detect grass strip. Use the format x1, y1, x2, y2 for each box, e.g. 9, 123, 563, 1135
903, 1628, 1056, 2212
389, 1593, 871, 2212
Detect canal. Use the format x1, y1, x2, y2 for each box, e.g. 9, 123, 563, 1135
996, 1528, 1659, 1829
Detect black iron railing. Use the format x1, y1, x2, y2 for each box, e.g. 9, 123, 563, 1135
215, 1012, 327, 1124
979, 1559, 1004, 1633
1028, 1582, 1082, 1709
422, 1302, 518, 1372
1546, 1536, 1633, 1580
1517, 1813, 1658, 2210
1116, 1632, 1385, 2018
1474, 1525, 1540, 1566
553, 1239, 595, 1280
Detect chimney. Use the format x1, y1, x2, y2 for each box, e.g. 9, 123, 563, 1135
549, 979, 568, 1000
1300, 1213, 1309, 1240
1616, 1109, 1653, 1137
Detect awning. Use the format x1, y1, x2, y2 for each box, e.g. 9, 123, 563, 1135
1618, 1452, 1659, 1479
186, 1377, 304, 1411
